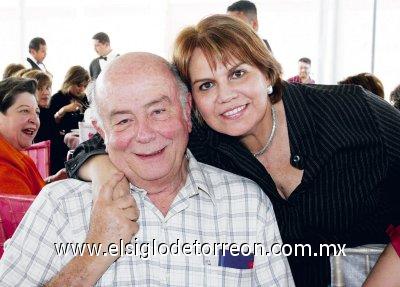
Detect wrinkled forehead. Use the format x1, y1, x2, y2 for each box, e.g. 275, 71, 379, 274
96, 67, 179, 113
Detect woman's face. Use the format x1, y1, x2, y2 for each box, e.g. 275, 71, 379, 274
0, 92, 40, 151
36, 84, 51, 108
189, 48, 271, 137
69, 82, 87, 97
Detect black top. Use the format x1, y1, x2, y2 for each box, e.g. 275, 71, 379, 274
49, 91, 89, 135
34, 107, 63, 174
65, 83, 400, 287
26, 58, 41, 70
34, 107, 57, 143
49, 91, 89, 173
263, 39, 272, 53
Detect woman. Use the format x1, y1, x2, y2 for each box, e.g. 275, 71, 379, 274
21, 70, 56, 143
0, 77, 44, 195
49, 65, 89, 173
338, 72, 385, 99
65, 15, 400, 286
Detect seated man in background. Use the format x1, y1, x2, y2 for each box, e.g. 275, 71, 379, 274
0, 53, 294, 286
287, 57, 315, 84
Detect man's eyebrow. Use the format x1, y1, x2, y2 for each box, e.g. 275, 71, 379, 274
144, 95, 170, 108
109, 96, 171, 118
109, 109, 132, 118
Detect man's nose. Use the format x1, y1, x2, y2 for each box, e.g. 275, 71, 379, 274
135, 119, 156, 144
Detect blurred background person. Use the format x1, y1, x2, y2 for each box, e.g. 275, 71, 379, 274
26, 37, 48, 73
49, 65, 89, 173
390, 84, 400, 110
89, 32, 119, 80
287, 57, 315, 84
338, 72, 385, 99
0, 77, 44, 195
2, 63, 25, 79
227, 0, 272, 52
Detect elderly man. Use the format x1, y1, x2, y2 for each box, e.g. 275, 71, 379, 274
0, 53, 293, 286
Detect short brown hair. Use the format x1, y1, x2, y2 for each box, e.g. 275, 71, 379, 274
22, 70, 52, 91
0, 77, 37, 113
61, 66, 89, 94
2, 63, 26, 79
173, 14, 283, 105
338, 72, 384, 99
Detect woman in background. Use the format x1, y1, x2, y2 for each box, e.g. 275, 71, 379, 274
338, 72, 385, 98
0, 77, 44, 195
49, 66, 89, 173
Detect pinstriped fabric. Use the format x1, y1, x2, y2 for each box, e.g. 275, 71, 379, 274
0, 151, 294, 286
188, 82, 400, 287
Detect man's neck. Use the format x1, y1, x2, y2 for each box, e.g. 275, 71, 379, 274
102, 49, 112, 57
300, 76, 310, 83
131, 158, 189, 216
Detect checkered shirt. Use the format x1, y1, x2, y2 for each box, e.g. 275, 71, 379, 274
0, 150, 294, 286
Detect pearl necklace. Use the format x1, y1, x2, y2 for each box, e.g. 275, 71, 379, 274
253, 105, 277, 157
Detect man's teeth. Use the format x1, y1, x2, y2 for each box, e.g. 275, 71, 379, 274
223, 105, 246, 116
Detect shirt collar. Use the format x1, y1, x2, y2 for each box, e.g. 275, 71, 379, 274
129, 149, 216, 205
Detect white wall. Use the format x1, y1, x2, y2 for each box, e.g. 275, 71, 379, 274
1, 0, 399, 99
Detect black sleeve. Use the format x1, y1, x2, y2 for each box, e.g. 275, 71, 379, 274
64, 133, 106, 179
365, 92, 400, 223
48, 92, 67, 117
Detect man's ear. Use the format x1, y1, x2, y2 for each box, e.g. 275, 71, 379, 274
251, 18, 259, 32
92, 120, 105, 139
185, 92, 193, 132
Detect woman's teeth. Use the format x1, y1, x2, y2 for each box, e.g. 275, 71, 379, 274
223, 105, 246, 117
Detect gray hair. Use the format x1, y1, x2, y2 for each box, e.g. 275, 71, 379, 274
91, 61, 190, 129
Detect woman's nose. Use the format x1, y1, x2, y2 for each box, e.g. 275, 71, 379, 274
217, 83, 237, 104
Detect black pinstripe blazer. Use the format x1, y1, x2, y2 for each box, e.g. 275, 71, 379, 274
66, 82, 400, 287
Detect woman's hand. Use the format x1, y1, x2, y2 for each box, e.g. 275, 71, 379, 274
54, 101, 83, 122
64, 101, 83, 113
45, 168, 68, 184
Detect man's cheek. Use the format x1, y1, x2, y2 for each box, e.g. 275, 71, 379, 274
107, 134, 132, 150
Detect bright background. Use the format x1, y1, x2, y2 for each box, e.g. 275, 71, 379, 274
1, 0, 399, 100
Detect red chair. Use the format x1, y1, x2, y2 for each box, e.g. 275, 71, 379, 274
0, 194, 36, 258
22, 140, 51, 179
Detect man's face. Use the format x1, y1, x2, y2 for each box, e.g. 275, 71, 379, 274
298, 61, 311, 79
30, 44, 47, 63
93, 40, 109, 56
95, 62, 192, 189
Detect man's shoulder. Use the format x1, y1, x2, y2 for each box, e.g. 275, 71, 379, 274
89, 57, 100, 66
287, 75, 300, 83
40, 179, 92, 203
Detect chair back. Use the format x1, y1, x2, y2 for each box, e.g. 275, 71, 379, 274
0, 194, 35, 257
22, 140, 50, 178
330, 244, 385, 286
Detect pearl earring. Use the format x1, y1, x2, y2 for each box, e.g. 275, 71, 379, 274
267, 85, 273, 95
